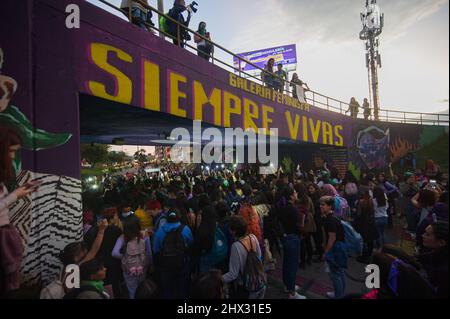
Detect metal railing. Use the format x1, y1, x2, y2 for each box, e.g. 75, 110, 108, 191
94, 0, 449, 127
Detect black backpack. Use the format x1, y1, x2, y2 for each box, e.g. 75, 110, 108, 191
160, 225, 187, 272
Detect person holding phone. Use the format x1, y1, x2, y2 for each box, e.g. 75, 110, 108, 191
0, 127, 40, 295
194, 22, 213, 61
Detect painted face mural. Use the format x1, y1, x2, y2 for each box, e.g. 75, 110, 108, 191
0, 47, 81, 286
357, 126, 390, 169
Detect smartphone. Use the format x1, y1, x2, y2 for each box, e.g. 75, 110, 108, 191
25, 180, 42, 190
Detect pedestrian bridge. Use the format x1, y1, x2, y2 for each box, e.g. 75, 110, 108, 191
0, 0, 448, 287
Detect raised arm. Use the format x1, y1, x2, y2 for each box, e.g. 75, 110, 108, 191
80, 219, 108, 264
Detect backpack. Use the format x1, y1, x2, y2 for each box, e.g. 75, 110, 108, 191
122, 238, 146, 277
345, 183, 358, 196
205, 226, 228, 266
335, 196, 351, 220
341, 221, 363, 255
159, 15, 168, 33
160, 225, 187, 272
238, 236, 267, 293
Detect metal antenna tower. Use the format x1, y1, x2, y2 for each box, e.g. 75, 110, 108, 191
360, 0, 384, 121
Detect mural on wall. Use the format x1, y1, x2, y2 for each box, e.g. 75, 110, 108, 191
356, 126, 390, 170
349, 121, 449, 175
0, 48, 82, 286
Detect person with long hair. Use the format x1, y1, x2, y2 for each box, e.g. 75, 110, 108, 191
418, 221, 449, 298
373, 187, 389, 248
0, 128, 39, 295
278, 186, 307, 299
112, 216, 152, 299
262, 58, 276, 89
412, 189, 438, 252
307, 183, 324, 260
194, 21, 213, 61
294, 183, 316, 268
354, 190, 377, 263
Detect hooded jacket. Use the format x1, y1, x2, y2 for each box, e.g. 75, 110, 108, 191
153, 222, 193, 255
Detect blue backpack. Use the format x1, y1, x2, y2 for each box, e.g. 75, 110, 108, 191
205, 227, 228, 266
341, 221, 363, 255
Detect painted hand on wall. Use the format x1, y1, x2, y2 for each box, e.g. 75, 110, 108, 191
390, 137, 417, 164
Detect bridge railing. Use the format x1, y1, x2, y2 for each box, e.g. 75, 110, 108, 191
94, 0, 449, 127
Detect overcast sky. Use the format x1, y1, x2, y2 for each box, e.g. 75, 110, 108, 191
88, 0, 449, 114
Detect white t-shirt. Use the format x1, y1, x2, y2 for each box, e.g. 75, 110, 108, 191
373, 197, 388, 218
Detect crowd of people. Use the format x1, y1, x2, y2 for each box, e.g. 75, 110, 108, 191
25, 157, 447, 300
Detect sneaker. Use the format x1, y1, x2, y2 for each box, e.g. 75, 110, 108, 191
284, 285, 300, 293
289, 292, 307, 299
326, 292, 335, 299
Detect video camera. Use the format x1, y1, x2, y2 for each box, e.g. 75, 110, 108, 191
186, 1, 198, 14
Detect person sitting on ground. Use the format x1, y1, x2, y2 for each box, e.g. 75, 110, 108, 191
64, 258, 110, 299
120, 0, 154, 31
194, 22, 213, 61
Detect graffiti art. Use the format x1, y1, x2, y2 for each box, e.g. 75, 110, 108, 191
356, 126, 390, 170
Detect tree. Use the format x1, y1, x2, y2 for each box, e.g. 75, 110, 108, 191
134, 149, 148, 166
108, 151, 128, 165
80, 144, 110, 167
282, 156, 294, 175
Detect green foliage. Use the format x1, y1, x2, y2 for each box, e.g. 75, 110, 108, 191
80, 144, 110, 167
348, 161, 361, 180
282, 156, 293, 174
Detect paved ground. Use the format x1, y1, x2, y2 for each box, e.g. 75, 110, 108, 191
264, 216, 414, 299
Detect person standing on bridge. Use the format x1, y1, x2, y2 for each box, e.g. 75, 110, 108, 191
121, 0, 154, 32
363, 98, 371, 120
347, 97, 360, 119
194, 22, 214, 61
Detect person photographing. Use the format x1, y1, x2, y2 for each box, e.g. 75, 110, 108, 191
194, 22, 213, 61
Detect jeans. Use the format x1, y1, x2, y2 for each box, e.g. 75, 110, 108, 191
328, 266, 346, 299
131, 8, 153, 30
300, 234, 313, 264
123, 272, 144, 299
375, 217, 388, 248
281, 234, 300, 293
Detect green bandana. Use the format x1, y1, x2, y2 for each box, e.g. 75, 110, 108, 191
81, 280, 105, 293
